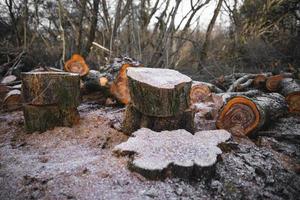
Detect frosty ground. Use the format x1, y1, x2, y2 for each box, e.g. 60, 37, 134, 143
0, 103, 299, 200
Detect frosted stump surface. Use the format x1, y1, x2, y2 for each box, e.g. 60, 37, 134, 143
113, 128, 231, 179
127, 67, 191, 89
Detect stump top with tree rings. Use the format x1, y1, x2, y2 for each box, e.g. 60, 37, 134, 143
190, 82, 211, 104
127, 67, 192, 89
21, 71, 80, 107
286, 92, 300, 113
64, 54, 89, 76
216, 96, 260, 136
266, 75, 283, 92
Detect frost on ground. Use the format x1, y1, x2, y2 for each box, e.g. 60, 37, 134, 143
0, 104, 299, 200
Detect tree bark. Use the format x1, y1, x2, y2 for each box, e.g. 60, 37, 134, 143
84, 0, 100, 57
200, 0, 223, 65
23, 105, 79, 132
122, 104, 194, 135
279, 78, 300, 113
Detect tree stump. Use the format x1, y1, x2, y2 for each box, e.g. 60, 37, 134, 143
123, 68, 194, 134
21, 71, 80, 132
122, 104, 194, 134
114, 128, 231, 180
216, 93, 287, 136
127, 67, 192, 117
21, 72, 80, 107
23, 105, 79, 132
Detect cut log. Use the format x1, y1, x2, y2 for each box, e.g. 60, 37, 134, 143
81, 70, 109, 92
253, 74, 267, 88
190, 81, 223, 104
21, 72, 80, 107
216, 93, 287, 136
23, 105, 79, 132
127, 67, 192, 117
110, 63, 133, 105
113, 128, 231, 179
266, 75, 283, 92
2, 89, 22, 111
122, 104, 194, 135
0, 84, 10, 101
279, 78, 300, 113
1, 75, 17, 84
64, 54, 89, 76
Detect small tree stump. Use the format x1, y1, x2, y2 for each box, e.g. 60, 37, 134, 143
21, 71, 80, 132
114, 128, 231, 179
127, 67, 192, 117
122, 104, 194, 134
21, 72, 80, 107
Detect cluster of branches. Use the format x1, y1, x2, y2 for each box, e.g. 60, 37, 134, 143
0, 0, 299, 74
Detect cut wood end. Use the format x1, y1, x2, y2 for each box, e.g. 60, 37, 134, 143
266, 75, 283, 92
127, 67, 192, 89
1, 75, 17, 84
286, 92, 300, 113
253, 74, 267, 87
99, 77, 108, 86
190, 82, 211, 104
64, 54, 89, 76
216, 96, 260, 136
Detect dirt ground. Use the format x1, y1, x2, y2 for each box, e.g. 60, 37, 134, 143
0, 103, 299, 200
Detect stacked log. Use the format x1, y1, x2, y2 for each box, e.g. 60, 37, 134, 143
21, 71, 80, 132
122, 67, 194, 134
279, 78, 300, 113
216, 93, 287, 136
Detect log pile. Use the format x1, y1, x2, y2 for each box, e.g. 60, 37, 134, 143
191, 71, 300, 136
122, 67, 194, 134
64, 54, 141, 104
21, 71, 80, 132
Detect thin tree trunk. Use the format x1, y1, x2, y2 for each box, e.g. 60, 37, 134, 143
76, 0, 87, 54
57, 0, 66, 65
84, 0, 100, 57
200, 0, 223, 66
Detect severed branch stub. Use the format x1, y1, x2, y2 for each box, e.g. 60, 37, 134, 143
113, 128, 231, 180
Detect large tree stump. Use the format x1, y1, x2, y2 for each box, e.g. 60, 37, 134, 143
279, 78, 300, 113
21, 71, 80, 132
114, 128, 231, 180
216, 93, 287, 136
127, 67, 192, 117
21, 72, 80, 107
122, 104, 194, 134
